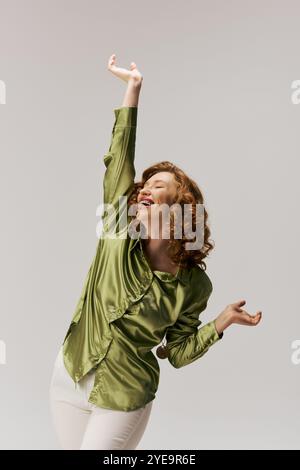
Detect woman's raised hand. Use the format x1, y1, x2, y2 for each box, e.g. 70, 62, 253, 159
107, 54, 143, 86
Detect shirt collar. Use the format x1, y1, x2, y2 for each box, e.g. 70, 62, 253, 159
129, 233, 189, 286
153, 267, 189, 286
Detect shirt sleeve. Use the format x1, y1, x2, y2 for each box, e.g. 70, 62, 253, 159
165, 298, 224, 369
102, 106, 138, 208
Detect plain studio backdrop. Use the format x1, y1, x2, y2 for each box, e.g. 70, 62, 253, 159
0, 0, 299, 450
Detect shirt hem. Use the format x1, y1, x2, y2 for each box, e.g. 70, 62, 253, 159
87, 394, 155, 412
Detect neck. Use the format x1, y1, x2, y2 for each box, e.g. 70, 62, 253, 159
141, 238, 178, 274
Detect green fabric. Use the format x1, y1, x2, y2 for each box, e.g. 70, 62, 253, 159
62, 106, 223, 412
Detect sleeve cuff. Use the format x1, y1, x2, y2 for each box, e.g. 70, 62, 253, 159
204, 320, 224, 347
113, 106, 138, 127
212, 320, 224, 340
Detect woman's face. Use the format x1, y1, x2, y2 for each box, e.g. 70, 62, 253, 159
135, 172, 179, 238
137, 171, 178, 208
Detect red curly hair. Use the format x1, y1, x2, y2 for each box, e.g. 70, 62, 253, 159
127, 161, 215, 271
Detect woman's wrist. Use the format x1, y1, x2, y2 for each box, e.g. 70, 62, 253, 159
128, 76, 143, 88
121, 79, 142, 107
214, 311, 232, 335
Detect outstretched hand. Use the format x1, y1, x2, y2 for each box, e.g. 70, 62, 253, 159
228, 300, 262, 326
107, 54, 143, 86
214, 299, 262, 336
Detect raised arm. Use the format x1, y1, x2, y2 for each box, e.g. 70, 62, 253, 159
102, 55, 143, 210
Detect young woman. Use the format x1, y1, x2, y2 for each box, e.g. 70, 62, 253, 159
49, 54, 262, 450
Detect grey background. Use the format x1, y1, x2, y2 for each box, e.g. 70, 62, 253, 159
0, 0, 299, 449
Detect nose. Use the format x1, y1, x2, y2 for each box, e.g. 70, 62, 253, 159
139, 187, 151, 197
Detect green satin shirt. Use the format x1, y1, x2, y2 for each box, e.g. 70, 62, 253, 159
62, 106, 223, 412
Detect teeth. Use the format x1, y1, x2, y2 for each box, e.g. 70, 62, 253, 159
141, 200, 151, 206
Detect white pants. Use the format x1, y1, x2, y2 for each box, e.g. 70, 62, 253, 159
49, 346, 154, 450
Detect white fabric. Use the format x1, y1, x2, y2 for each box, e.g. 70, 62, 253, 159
49, 346, 153, 450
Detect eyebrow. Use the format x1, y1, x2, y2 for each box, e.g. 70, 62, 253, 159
144, 179, 167, 187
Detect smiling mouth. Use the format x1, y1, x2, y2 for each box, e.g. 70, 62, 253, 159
139, 200, 154, 207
